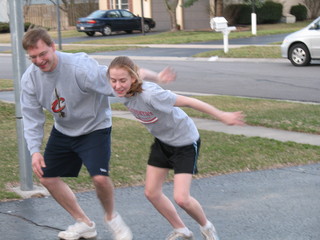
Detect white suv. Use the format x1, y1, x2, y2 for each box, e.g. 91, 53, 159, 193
281, 17, 320, 66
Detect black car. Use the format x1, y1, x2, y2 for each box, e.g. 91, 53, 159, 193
76, 9, 156, 37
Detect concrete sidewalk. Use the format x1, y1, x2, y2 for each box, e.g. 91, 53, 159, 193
112, 110, 320, 146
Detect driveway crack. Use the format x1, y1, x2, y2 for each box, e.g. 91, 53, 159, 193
0, 211, 63, 231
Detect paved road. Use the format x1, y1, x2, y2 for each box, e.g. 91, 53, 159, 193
3, 54, 319, 103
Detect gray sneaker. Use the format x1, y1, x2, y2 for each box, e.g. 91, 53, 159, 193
166, 230, 194, 240
106, 213, 133, 240
200, 222, 220, 240
58, 221, 97, 240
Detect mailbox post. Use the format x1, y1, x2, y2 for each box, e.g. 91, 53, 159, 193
210, 17, 236, 53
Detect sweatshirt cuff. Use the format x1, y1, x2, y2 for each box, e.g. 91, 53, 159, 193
29, 147, 41, 157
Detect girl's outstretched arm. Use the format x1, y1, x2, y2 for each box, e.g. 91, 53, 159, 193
174, 95, 245, 126
139, 67, 176, 84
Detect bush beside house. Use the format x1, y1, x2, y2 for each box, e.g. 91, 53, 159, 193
225, 1, 283, 25
290, 4, 308, 21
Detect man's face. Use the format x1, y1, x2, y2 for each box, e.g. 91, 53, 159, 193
27, 39, 57, 72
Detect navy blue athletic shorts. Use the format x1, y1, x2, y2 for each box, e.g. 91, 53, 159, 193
148, 138, 201, 174
43, 126, 111, 177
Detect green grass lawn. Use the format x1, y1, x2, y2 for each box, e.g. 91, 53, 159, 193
1, 96, 320, 201
194, 46, 281, 58
0, 79, 14, 91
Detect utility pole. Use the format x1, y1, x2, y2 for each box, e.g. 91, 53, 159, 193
56, 0, 62, 50
8, 0, 33, 190
140, 0, 145, 35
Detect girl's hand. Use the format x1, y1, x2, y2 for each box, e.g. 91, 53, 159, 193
157, 67, 176, 84
220, 111, 245, 126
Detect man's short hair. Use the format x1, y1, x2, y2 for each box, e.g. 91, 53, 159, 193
22, 28, 54, 50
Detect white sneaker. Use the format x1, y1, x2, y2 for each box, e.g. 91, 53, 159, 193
58, 221, 97, 240
200, 222, 220, 240
166, 230, 194, 240
106, 213, 133, 240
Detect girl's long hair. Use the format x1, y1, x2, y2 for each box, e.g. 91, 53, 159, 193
107, 56, 143, 97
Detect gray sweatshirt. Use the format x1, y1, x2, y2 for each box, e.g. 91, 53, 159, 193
21, 51, 114, 156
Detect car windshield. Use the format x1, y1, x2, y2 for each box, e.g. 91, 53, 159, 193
87, 10, 106, 18
314, 18, 320, 29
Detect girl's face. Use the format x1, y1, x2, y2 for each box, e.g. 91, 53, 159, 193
109, 67, 136, 97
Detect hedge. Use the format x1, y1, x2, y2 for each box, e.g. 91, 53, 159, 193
290, 4, 308, 21
225, 0, 283, 25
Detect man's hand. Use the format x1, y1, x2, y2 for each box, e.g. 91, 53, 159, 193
32, 152, 46, 178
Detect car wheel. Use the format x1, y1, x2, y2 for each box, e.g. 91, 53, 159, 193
102, 26, 112, 36
85, 31, 95, 37
143, 23, 150, 33
288, 43, 311, 66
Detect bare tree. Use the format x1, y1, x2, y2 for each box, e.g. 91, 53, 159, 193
208, 0, 224, 17
164, 0, 202, 31
304, 0, 320, 19
215, 0, 224, 16
48, 0, 98, 26
209, 0, 215, 16
164, 0, 179, 31
23, 0, 33, 18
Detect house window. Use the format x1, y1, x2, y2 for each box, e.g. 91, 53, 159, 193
109, 0, 128, 10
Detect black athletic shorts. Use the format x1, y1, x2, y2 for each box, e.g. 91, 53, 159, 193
43, 126, 111, 177
148, 138, 201, 174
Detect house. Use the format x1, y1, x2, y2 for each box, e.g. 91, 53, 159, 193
1, 0, 312, 30
98, 0, 309, 31
0, 0, 9, 23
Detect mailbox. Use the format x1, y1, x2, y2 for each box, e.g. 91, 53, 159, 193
209, 17, 236, 53
210, 17, 228, 31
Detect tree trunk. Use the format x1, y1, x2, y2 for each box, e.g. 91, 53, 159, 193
209, 0, 215, 17
215, 0, 224, 16
164, 0, 179, 31
304, 0, 320, 19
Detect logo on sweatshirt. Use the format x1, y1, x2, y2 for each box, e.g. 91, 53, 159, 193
51, 88, 66, 117
128, 108, 158, 124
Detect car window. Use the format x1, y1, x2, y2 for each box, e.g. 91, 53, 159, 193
309, 18, 320, 30
106, 11, 120, 18
121, 10, 135, 18
88, 10, 105, 18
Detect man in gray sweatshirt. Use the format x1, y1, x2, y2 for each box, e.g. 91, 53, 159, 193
20, 28, 175, 240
